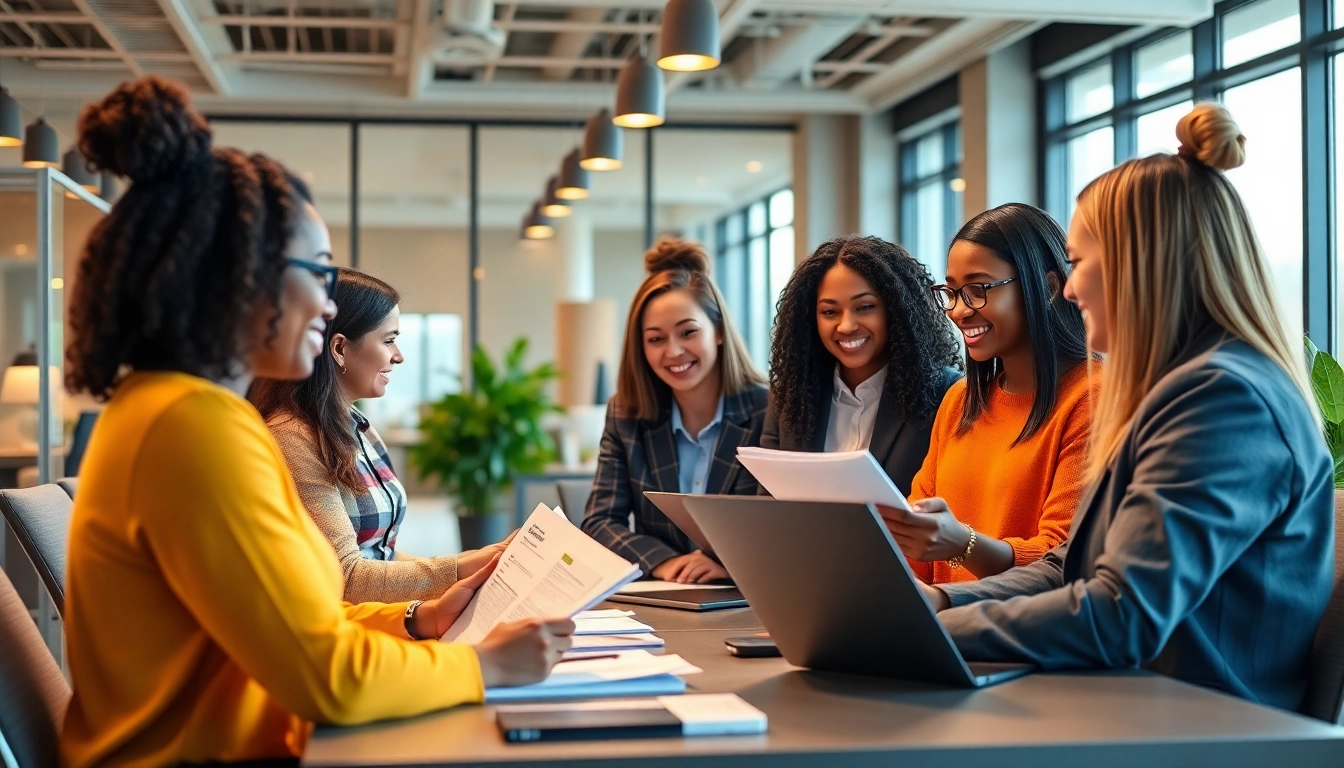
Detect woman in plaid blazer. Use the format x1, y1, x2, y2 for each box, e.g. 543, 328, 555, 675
582, 237, 768, 585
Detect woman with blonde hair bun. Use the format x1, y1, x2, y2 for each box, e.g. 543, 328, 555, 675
919, 103, 1334, 712
582, 237, 768, 584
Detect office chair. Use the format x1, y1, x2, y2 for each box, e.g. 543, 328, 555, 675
0, 566, 69, 768
1302, 490, 1344, 725
555, 479, 594, 528
0, 485, 73, 617
54, 478, 77, 500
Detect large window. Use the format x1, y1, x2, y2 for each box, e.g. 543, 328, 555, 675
715, 188, 794, 368
899, 121, 963, 279
1042, 0, 1344, 350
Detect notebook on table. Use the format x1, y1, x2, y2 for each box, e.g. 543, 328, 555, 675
497, 694, 767, 742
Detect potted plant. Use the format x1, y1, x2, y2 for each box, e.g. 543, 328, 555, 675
411, 338, 563, 549
1305, 337, 1344, 489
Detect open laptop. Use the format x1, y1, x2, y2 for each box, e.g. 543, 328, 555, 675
681, 495, 1032, 688
643, 492, 718, 557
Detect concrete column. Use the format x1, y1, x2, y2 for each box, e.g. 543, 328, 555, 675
959, 38, 1037, 220
555, 209, 595, 302
792, 115, 860, 264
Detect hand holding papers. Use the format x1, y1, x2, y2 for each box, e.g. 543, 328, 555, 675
737, 446, 914, 512
441, 503, 642, 644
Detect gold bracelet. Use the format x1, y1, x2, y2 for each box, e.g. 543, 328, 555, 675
947, 524, 977, 570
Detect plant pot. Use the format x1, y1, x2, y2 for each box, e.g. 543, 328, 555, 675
457, 510, 512, 551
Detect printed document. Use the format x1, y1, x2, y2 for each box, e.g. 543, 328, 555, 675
737, 446, 913, 511
441, 503, 642, 644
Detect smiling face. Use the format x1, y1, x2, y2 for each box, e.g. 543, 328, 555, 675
943, 240, 1027, 365
642, 288, 722, 396
815, 263, 889, 385
335, 305, 404, 401
1064, 214, 1109, 353
245, 202, 337, 381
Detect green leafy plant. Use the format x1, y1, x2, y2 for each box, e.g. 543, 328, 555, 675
411, 338, 563, 516
1305, 337, 1344, 489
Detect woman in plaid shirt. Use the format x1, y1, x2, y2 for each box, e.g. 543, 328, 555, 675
251, 269, 507, 603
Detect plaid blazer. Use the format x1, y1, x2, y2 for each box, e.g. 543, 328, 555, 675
581, 384, 769, 573
759, 367, 963, 497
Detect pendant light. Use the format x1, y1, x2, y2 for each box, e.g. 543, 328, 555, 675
523, 202, 555, 240
556, 148, 590, 200
62, 147, 100, 192
0, 86, 21, 148
614, 54, 665, 128
22, 117, 59, 168
542, 176, 572, 218
580, 108, 623, 171
658, 0, 721, 72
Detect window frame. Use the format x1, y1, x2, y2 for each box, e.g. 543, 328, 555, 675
1040, 0, 1342, 351
715, 186, 793, 366
899, 120, 963, 277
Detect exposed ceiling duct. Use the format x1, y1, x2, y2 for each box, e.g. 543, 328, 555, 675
731, 13, 866, 90
428, 0, 505, 66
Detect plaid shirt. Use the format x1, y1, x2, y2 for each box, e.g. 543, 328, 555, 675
350, 409, 407, 561
581, 385, 769, 573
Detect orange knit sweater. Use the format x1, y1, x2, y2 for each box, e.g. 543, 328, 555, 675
907, 362, 1097, 585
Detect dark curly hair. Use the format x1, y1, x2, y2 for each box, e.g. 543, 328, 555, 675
770, 235, 961, 442
250, 269, 400, 495
65, 76, 313, 400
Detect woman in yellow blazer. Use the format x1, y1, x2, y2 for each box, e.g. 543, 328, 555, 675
59, 76, 573, 767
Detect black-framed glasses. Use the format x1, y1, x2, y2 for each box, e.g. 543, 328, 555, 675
930, 278, 1016, 311
286, 257, 338, 300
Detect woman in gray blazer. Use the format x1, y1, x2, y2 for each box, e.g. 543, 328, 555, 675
918, 104, 1334, 712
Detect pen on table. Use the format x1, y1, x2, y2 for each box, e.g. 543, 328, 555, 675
556, 653, 621, 663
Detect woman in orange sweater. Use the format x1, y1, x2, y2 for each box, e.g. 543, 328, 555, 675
880, 203, 1094, 585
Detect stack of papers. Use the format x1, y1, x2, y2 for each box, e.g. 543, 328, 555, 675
565, 634, 666, 659
737, 446, 913, 512
497, 693, 768, 742
573, 609, 655, 635
615, 581, 736, 595
485, 650, 701, 703
441, 504, 643, 645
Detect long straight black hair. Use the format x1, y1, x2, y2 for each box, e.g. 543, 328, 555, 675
249, 268, 400, 493
952, 204, 1088, 444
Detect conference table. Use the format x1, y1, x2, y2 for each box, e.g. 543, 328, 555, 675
304, 603, 1344, 767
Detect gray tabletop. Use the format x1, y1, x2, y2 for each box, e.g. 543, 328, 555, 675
304, 604, 1344, 767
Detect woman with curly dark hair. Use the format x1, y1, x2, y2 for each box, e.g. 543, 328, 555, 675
880, 203, 1096, 586
60, 77, 571, 767
761, 235, 962, 496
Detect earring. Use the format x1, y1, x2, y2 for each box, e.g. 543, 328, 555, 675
339, 365, 347, 375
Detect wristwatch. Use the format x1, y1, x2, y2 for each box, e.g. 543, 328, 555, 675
404, 599, 427, 640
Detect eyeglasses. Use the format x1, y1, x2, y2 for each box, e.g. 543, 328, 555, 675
930, 278, 1017, 311
286, 257, 338, 301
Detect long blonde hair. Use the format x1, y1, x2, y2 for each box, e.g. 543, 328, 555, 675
613, 237, 765, 420
1075, 102, 1317, 482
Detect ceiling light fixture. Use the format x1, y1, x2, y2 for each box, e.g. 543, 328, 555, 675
542, 176, 572, 218
658, 0, 721, 72
21, 117, 59, 168
581, 108, 623, 171
745, 160, 763, 173
0, 86, 21, 148
523, 202, 555, 240
556, 148, 591, 200
62, 147, 100, 192
614, 54, 665, 128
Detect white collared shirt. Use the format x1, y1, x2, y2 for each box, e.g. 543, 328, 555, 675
824, 365, 888, 453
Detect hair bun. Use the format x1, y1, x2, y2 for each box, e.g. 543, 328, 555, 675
77, 76, 213, 183
1175, 103, 1246, 172
644, 236, 711, 276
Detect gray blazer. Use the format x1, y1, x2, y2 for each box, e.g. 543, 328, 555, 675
581, 385, 769, 574
940, 333, 1335, 711
759, 367, 962, 496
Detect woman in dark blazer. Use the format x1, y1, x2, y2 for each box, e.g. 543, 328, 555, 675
923, 104, 1333, 712
582, 237, 768, 584
762, 235, 962, 495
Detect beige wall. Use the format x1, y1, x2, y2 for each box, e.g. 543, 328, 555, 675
329, 226, 647, 376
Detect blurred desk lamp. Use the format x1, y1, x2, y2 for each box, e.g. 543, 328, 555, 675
1, 350, 41, 450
